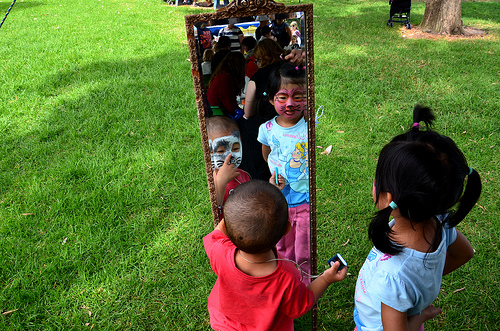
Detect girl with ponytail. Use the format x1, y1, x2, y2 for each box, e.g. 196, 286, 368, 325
353, 105, 482, 331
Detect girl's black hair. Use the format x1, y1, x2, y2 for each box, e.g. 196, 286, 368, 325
266, 62, 306, 102
369, 105, 482, 255
242, 36, 257, 50
208, 52, 246, 94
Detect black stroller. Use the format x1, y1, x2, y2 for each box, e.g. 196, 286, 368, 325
387, 0, 412, 29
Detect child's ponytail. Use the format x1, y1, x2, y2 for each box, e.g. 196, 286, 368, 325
369, 206, 402, 255
412, 104, 435, 129
446, 168, 482, 228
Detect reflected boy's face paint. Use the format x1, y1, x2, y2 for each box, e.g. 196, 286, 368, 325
209, 133, 242, 170
273, 86, 306, 121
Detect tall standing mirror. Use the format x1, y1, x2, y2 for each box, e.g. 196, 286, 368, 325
185, 1, 317, 329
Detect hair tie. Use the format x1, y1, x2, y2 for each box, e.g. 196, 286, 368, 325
468, 167, 474, 175
412, 122, 420, 129
263, 92, 267, 96
389, 201, 398, 210
295, 65, 305, 70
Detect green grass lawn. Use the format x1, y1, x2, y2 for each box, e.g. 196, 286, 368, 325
0, 0, 498, 329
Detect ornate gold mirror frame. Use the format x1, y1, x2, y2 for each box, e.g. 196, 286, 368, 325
185, 1, 317, 328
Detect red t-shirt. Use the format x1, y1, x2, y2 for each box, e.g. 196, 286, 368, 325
245, 55, 259, 80
222, 170, 251, 203
207, 71, 241, 116
217, 170, 251, 222
203, 230, 315, 330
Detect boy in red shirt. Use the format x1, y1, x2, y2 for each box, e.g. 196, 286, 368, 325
207, 116, 251, 221
203, 180, 347, 330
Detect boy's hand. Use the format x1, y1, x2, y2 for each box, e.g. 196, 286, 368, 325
322, 261, 348, 284
269, 172, 285, 190
216, 154, 240, 187
307, 260, 347, 304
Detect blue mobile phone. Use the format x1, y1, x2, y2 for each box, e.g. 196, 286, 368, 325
275, 167, 279, 185
328, 253, 347, 271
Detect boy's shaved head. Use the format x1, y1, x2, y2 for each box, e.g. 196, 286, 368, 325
224, 180, 289, 254
206, 116, 239, 138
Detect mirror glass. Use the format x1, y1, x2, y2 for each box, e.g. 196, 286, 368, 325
185, 2, 317, 329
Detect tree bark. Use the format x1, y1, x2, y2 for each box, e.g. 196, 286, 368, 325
420, 0, 465, 35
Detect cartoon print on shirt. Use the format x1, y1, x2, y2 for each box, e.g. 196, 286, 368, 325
271, 135, 309, 195
376, 254, 393, 267
367, 249, 377, 262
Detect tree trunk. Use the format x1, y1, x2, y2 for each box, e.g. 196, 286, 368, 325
420, 0, 465, 35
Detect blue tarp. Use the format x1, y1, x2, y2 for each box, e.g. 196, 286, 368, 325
208, 21, 260, 37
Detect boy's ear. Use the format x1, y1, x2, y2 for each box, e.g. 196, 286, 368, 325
216, 219, 227, 235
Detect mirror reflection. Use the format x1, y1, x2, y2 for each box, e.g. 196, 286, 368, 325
197, 12, 311, 283
186, 3, 316, 328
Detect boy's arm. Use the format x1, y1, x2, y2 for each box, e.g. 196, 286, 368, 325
443, 230, 474, 276
307, 261, 347, 305
381, 303, 442, 331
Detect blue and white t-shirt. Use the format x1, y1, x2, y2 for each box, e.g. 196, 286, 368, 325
257, 117, 309, 207
219, 27, 243, 53
353, 218, 458, 331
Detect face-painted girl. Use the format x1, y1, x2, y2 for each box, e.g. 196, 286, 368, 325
270, 82, 307, 125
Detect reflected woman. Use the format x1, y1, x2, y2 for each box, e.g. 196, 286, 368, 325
244, 38, 285, 121
207, 52, 245, 117
238, 39, 285, 181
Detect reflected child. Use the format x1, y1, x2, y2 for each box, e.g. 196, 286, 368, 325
207, 116, 251, 221
204, 180, 347, 330
257, 62, 311, 283
202, 48, 214, 76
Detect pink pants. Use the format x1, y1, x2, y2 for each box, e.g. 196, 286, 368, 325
276, 203, 310, 285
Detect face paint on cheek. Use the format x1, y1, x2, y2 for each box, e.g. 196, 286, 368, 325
209, 135, 243, 170
274, 87, 306, 119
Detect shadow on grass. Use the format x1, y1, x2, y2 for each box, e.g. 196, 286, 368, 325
0, 43, 214, 328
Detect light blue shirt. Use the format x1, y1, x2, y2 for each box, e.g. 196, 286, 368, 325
257, 117, 309, 207
353, 218, 457, 331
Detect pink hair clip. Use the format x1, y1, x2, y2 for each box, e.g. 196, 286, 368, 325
412, 122, 420, 129
295, 66, 306, 70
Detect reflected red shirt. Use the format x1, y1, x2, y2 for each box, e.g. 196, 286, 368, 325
207, 71, 241, 116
